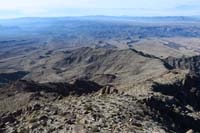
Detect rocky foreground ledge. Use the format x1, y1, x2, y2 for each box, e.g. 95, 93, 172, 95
0, 70, 199, 133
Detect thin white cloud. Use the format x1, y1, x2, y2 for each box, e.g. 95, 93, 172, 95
0, 0, 95, 10
0, 0, 199, 18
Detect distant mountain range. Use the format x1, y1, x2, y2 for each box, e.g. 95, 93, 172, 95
0, 16, 200, 47
1, 16, 200, 22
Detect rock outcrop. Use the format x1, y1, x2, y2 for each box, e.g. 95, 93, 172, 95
145, 95, 200, 132
165, 55, 200, 76
152, 73, 200, 110
142, 73, 200, 132
100, 85, 118, 95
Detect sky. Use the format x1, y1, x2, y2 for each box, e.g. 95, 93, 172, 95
0, 0, 200, 18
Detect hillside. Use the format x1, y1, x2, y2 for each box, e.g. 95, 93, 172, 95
0, 47, 169, 89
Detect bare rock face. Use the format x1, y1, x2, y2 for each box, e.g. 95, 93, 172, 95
100, 85, 118, 95
165, 55, 200, 76
144, 95, 200, 132
152, 73, 200, 110
144, 72, 200, 132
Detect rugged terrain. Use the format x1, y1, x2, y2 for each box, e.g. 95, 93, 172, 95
0, 47, 168, 88
1, 17, 200, 132
1, 47, 200, 132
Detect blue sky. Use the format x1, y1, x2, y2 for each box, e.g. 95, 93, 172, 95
0, 0, 200, 18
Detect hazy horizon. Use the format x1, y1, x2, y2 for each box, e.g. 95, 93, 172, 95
1, 15, 200, 20
0, 0, 200, 19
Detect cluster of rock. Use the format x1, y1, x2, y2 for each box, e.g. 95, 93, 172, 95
1, 70, 200, 132
0, 93, 167, 133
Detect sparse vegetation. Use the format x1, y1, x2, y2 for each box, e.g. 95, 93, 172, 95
1, 17, 200, 132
